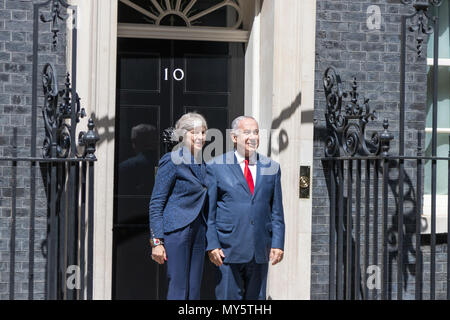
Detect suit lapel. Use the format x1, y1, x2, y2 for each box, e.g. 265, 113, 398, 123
200, 162, 206, 182
180, 147, 202, 184
251, 155, 262, 199
189, 164, 202, 182
227, 152, 252, 197
228, 151, 264, 198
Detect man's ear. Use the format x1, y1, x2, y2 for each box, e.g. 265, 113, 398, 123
230, 133, 237, 144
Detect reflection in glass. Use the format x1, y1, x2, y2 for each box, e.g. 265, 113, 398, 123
119, 124, 159, 196
117, 124, 159, 225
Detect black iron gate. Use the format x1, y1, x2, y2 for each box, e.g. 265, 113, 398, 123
321, 0, 449, 300
0, 0, 98, 300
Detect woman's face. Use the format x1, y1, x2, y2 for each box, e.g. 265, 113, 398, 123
185, 125, 206, 154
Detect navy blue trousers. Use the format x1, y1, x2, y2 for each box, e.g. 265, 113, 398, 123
164, 214, 206, 300
215, 259, 268, 300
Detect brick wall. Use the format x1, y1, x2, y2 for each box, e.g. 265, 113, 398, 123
311, 0, 443, 300
0, 0, 66, 300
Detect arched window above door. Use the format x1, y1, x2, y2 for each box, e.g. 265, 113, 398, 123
118, 0, 244, 29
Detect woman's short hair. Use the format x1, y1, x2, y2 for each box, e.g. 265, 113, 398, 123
174, 112, 208, 141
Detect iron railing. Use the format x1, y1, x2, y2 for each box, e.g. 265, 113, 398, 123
321, 0, 449, 300
1, 0, 98, 300
0, 140, 96, 300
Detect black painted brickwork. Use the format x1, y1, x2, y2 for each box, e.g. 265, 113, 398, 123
311, 0, 445, 300
0, 0, 66, 300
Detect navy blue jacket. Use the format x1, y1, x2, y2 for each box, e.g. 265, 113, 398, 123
205, 151, 285, 264
149, 147, 207, 239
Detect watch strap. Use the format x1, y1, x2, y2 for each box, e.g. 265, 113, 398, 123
150, 238, 164, 247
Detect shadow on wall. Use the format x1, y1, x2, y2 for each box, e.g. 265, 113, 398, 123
267, 91, 303, 157
88, 112, 115, 146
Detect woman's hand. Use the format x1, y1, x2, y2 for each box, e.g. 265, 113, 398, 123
151, 245, 167, 264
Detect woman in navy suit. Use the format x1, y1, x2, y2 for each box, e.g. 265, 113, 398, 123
149, 112, 208, 300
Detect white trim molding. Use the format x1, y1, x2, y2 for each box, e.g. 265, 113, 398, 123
424, 127, 450, 134
259, 0, 316, 300
68, 0, 118, 300
422, 194, 448, 234
117, 23, 249, 42
427, 58, 450, 66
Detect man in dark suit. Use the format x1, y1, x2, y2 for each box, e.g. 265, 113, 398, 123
205, 116, 285, 300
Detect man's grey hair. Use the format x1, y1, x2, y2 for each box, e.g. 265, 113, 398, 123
174, 112, 208, 141
231, 116, 257, 135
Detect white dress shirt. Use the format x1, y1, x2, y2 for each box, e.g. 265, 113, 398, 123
234, 150, 257, 185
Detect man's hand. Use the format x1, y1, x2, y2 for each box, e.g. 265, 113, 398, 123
208, 248, 225, 267
151, 245, 167, 264
270, 248, 284, 265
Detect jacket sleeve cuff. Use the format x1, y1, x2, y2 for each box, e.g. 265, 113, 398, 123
206, 239, 221, 252
271, 238, 284, 250
150, 225, 164, 240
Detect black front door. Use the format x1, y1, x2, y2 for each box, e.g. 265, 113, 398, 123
113, 38, 244, 299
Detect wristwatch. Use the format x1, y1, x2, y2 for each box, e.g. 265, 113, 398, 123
150, 238, 164, 247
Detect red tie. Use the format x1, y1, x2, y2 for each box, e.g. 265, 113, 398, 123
244, 159, 254, 195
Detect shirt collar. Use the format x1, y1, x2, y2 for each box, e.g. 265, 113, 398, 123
234, 150, 257, 165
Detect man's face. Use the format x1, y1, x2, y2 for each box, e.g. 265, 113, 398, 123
232, 118, 259, 157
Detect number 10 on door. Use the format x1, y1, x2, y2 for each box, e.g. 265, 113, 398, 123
164, 68, 185, 81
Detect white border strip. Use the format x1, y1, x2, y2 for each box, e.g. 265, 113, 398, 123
117, 23, 249, 42
422, 194, 448, 234
425, 128, 450, 134
427, 58, 450, 66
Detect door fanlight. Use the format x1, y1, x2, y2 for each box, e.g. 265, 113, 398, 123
119, 0, 243, 29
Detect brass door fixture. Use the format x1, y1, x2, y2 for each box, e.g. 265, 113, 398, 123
299, 166, 311, 199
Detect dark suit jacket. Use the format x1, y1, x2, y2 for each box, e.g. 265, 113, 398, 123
149, 147, 207, 239
205, 151, 285, 264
